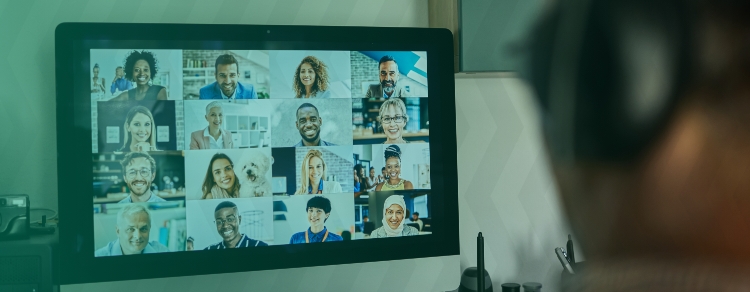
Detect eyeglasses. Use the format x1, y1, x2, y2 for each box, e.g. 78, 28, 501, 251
215, 216, 237, 226
125, 168, 152, 179
381, 115, 405, 124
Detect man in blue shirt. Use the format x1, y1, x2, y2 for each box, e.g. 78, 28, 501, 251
199, 54, 258, 99
95, 204, 170, 256
110, 66, 133, 95
205, 201, 267, 249
289, 196, 343, 243
293, 103, 336, 147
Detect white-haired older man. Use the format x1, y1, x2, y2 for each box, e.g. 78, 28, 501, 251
95, 204, 170, 256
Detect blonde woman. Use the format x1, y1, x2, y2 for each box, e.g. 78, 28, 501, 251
118, 106, 158, 152
295, 149, 342, 195
378, 98, 410, 144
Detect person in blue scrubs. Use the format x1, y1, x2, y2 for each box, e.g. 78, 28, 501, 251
289, 196, 343, 243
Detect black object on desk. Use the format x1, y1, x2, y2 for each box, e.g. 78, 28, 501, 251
501, 283, 520, 292
0, 232, 58, 292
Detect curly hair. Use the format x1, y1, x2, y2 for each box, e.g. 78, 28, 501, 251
123, 50, 159, 82
384, 145, 402, 162
293, 56, 329, 98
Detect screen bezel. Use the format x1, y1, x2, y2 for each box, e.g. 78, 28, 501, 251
55, 23, 458, 285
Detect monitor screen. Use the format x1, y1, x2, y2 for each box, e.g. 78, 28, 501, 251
56, 23, 458, 284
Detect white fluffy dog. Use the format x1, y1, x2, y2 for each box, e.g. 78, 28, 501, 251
234, 151, 273, 197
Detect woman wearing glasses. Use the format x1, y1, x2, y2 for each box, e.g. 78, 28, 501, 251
369, 195, 419, 238
378, 98, 411, 144
375, 145, 414, 191
201, 153, 240, 199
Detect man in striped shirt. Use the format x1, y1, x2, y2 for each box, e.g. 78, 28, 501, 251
204, 201, 268, 250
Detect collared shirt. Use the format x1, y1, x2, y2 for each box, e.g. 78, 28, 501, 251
203, 127, 224, 149
220, 87, 236, 100
204, 234, 268, 250
118, 190, 166, 204
110, 77, 133, 94
293, 139, 337, 147
289, 227, 343, 244
307, 178, 324, 194
94, 239, 170, 257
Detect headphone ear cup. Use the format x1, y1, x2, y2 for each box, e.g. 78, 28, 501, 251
528, 0, 689, 161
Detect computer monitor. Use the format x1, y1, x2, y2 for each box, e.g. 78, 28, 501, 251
55, 23, 458, 285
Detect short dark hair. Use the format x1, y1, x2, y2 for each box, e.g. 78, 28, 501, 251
363, 215, 369, 219
116, 66, 123, 70
215, 201, 238, 212
369, 166, 375, 171
124, 50, 158, 81
413, 212, 419, 216
381, 167, 385, 171
354, 164, 363, 172
214, 54, 240, 74
120, 152, 156, 176
379, 55, 397, 66
307, 196, 332, 216
296, 103, 319, 118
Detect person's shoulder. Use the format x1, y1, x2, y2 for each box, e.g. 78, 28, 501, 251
118, 196, 131, 204
94, 241, 116, 257
204, 242, 222, 250
316, 90, 332, 98
149, 193, 166, 202
403, 180, 414, 189
289, 231, 305, 243
236, 82, 257, 99
321, 140, 337, 146
293, 140, 304, 147
327, 232, 343, 241
371, 227, 388, 238
252, 239, 268, 247
191, 129, 204, 138
199, 82, 219, 99
147, 241, 170, 253
405, 225, 420, 235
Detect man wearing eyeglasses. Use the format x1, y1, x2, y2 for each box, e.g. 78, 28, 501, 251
199, 54, 258, 100
293, 103, 336, 147
365, 55, 410, 99
205, 201, 268, 249
118, 152, 165, 203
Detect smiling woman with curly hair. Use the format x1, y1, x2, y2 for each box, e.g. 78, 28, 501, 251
112, 50, 167, 101
293, 56, 331, 98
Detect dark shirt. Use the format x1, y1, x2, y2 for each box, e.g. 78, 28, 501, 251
127, 85, 165, 100
204, 234, 268, 250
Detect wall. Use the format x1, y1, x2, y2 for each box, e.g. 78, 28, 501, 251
455, 73, 574, 291
0, 0, 574, 291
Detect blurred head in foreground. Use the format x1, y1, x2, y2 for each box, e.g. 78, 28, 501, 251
528, 0, 750, 288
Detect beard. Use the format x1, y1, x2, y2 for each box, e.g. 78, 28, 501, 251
381, 79, 396, 94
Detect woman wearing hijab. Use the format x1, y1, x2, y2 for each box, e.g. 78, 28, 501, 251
369, 195, 420, 238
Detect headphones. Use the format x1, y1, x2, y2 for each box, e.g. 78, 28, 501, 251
526, 0, 692, 162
